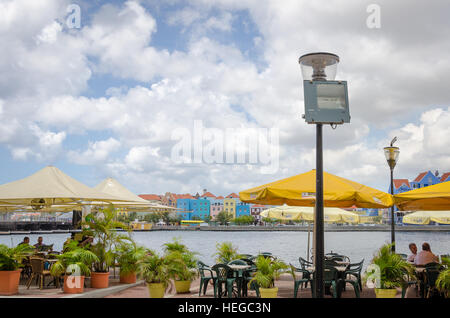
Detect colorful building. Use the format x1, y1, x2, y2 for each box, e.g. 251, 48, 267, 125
409, 171, 441, 189
191, 199, 210, 220
236, 204, 250, 217
210, 196, 224, 220
223, 198, 236, 217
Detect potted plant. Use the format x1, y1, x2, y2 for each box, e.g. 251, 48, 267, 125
214, 242, 240, 263
163, 238, 198, 294
249, 255, 288, 298
137, 250, 170, 298
0, 244, 35, 295
116, 242, 146, 284
50, 241, 99, 294
364, 243, 415, 298
436, 257, 449, 298
82, 205, 132, 288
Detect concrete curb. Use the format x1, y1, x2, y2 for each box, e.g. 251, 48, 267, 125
62, 280, 145, 298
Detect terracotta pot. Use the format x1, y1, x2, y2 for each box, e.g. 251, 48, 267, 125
91, 272, 110, 289
375, 288, 398, 298
147, 283, 165, 298
63, 275, 85, 294
0, 270, 22, 296
120, 272, 137, 284
174, 280, 191, 294
259, 287, 278, 298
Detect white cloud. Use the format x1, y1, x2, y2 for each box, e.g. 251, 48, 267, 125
1, 0, 450, 195
68, 138, 121, 165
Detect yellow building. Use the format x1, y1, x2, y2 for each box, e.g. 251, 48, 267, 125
223, 198, 236, 218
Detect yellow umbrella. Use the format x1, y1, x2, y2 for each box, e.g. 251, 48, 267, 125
260, 206, 361, 224
402, 211, 450, 225
239, 169, 393, 208
394, 181, 450, 211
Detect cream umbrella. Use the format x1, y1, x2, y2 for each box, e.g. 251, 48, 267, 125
93, 177, 176, 212
0, 166, 129, 209
260, 205, 361, 261
402, 210, 450, 225
260, 206, 360, 224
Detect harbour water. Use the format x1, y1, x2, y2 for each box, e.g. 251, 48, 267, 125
1, 231, 448, 271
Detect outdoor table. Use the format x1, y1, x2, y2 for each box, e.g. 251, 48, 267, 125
306, 265, 349, 297
228, 264, 251, 297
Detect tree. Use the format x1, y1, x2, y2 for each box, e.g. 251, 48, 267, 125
216, 211, 233, 225
233, 215, 254, 225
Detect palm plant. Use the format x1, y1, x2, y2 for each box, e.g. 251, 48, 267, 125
436, 268, 450, 298
115, 241, 147, 276
136, 250, 170, 287
249, 255, 288, 289
214, 242, 239, 263
50, 241, 99, 277
163, 238, 198, 282
81, 205, 132, 273
365, 243, 416, 289
0, 244, 35, 271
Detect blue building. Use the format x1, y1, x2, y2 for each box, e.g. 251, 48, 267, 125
191, 199, 210, 220
176, 198, 194, 220
235, 204, 250, 217
409, 171, 441, 189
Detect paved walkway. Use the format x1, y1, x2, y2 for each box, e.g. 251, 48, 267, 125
105, 273, 420, 298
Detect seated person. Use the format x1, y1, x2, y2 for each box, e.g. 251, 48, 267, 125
34, 236, 51, 251
414, 242, 439, 266
18, 236, 30, 246
407, 243, 417, 263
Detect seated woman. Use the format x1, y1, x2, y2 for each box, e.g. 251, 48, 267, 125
414, 242, 439, 266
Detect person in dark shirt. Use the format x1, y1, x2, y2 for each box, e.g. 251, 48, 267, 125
18, 236, 30, 246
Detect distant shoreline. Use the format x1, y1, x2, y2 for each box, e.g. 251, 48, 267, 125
1, 225, 449, 235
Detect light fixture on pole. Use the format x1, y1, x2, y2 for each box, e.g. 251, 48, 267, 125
384, 137, 399, 252
298, 52, 350, 298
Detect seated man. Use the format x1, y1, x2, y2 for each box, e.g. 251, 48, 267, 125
33, 236, 50, 251
414, 242, 439, 266
18, 236, 30, 246
407, 243, 417, 263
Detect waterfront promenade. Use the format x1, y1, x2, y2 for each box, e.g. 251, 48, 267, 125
2, 272, 420, 298
1, 224, 450, 235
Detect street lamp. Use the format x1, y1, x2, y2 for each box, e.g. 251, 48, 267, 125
298, 52, 350, 298
384, 137, 400, 252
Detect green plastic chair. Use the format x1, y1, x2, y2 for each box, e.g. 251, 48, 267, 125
424, 266, 442, 298
298, 257, 313, 288
343, 259, 364, 291
312, 266, 341, 298
401, 269, 418, 298
197, 261, 216, 296
290, 264, 314, 298
211, 264, 236, 298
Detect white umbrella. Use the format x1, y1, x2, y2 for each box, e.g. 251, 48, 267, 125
0, 166, 127, 208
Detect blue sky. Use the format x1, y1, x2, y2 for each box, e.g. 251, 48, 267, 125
0, 0, 449, 195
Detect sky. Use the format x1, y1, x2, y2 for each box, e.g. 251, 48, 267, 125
0, 0, 449, 196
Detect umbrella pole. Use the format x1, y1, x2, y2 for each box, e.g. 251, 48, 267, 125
307, 222, 311, 261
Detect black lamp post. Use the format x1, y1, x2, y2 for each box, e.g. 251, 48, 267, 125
384, 137, 400, 252
298, 52, 348, 298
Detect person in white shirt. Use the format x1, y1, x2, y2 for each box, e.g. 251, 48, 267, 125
407, 243, 417, 263
414, 242, 439, 266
